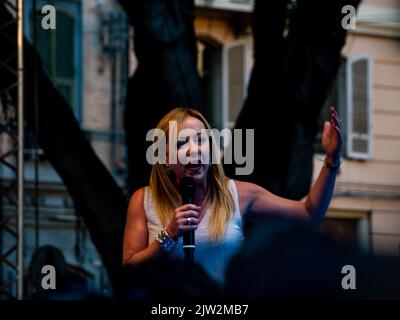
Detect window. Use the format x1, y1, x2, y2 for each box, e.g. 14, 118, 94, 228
197, 38, 223, 129
24, 0, 82, 123
222, 40, 250, 129
321, 211, 371, 254
346, 55, 373, 159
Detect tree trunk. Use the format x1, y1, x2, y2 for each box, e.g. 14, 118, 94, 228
118, 0, 203, 193
227, 0, 361, 200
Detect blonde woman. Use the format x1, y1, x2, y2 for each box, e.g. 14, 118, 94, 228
123, 107, 342, 283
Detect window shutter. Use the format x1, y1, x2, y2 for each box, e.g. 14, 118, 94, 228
346, 55, 373, 159
56, 12, 74, 78
34, 10, 53, 75
32, 6, 76, 109
55, 11, 75, 106
222, 40, 249, 129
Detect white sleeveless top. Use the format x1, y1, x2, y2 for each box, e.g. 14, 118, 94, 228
144, 179, 244, 284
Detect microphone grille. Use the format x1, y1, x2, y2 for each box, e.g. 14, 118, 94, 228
180, 176, 196, 198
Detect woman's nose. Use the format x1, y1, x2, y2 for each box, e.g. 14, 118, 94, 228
186, 140, 200, 158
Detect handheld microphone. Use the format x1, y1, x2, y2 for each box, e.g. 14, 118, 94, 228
180, 176, 196, 263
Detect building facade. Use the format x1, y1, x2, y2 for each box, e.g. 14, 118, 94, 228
2, 0, 398, 296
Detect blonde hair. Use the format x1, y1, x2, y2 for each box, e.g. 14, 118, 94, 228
149, 107, 234, 241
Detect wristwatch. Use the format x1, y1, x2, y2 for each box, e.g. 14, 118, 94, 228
156, 228, 177, 251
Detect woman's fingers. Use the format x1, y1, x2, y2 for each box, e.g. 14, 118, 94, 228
175, 204, 201, 213
177, 217, 199, 226
176, 210, 200, 219
180, 224, 198, 232
330, 107, 342, 127
170, 205, 202, 238
333, 125, 343, 140
333, 115, 342, 128
328, 120, 342, 136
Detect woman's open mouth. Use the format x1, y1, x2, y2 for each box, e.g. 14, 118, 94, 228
185, 163, 203, 174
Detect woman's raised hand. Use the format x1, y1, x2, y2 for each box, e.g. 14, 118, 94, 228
322, 106, 343, 163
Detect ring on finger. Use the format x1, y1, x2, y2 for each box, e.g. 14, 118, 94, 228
187, 217, 192, 225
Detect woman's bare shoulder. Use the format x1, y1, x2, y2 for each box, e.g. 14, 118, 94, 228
233, 179, 260, 195
127, 187, 146, 215
232, 179, 260, 214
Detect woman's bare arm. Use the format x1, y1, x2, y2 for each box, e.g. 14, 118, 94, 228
123, 188, 201, 266
122, 188, 166, 265
235, 180, 310, 222
235, 163, 337, 224
235, 107, 342, 224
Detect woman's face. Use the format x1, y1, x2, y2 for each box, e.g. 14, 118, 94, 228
167, 116, 210, 184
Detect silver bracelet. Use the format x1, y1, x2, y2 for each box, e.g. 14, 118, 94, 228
155, 228, 177, 251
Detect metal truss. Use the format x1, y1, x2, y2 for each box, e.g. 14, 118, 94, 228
0, 0, 24, 300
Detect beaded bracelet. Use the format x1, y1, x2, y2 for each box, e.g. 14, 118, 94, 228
323, 157, 341, 173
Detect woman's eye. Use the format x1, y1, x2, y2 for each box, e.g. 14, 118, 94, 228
177, 140, 186, 149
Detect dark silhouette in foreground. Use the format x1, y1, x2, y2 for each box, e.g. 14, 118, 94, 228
116, 257, 222, 301
225, 219, 400, 299
115, 219, 400, 300
28, 222, 400, 300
